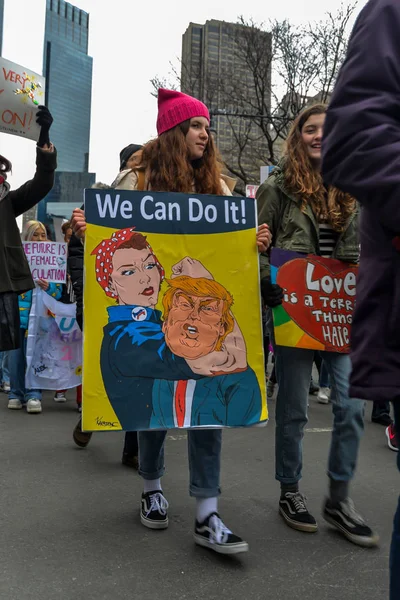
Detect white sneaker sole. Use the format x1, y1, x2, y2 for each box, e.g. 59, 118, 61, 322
194, 533, 249, 555
26, 406, 42, 414
317, 396, 330, 405
140, 513, 168, 530
8, 403, 23, 410
279, 506, 318, 533
323, 513, 380, 548
54, 398, 67, 403
386, 428, 399, 452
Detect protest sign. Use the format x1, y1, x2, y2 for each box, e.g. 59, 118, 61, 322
83, 188, 267, 432
23, 241, 67, 284
271, 248, 357, 353
0, 57, 45, 140
26, 289, 82, 390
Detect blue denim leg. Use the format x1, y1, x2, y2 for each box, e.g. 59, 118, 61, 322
321, 352, 365, 482
319, 359, 330, 388
8, 330, 26, 401
390, 403, 400, 600
274, 344, 314, 484
2, 352, 10, 385
188, 429, 222, 498
138, 430, 167, 480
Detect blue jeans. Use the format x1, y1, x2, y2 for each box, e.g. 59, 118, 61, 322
268, 313, 365, 484
390, 403, 400, 600
138, 429, 222, 498
8, 329, 41, 402
0, 351, 10, 385
319, 359, 330, 388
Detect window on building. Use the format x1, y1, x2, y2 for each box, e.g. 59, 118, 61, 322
208, 25, 220, 34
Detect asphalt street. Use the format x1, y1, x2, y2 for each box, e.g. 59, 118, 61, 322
0, 388, 396, 600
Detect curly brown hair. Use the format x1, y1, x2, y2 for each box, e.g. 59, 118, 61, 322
284, 103, 356, 232
132, 120, 224, 195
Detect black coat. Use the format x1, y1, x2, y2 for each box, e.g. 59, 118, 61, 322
0, 147, 57, 294
322, 0, 400, 402
68, 228, 84, 331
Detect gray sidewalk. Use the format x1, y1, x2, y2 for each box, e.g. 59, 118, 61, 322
0, 390, 394, 600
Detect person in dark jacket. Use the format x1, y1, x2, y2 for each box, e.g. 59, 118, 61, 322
321, 1, 400, 596
0, 106, 55, 351
69, 165, 142, 469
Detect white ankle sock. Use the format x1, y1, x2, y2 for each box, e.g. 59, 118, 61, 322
196, 497, 218, 523
143, 478, 162, 494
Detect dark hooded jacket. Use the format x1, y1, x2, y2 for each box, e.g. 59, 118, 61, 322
322, 0, 400, 402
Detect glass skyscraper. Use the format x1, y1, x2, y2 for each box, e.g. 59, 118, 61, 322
43, 0, 93, 172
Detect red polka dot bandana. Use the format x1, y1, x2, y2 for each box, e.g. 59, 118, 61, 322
91, 228, 165, 299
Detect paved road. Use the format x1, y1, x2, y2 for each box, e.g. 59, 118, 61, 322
0, 389, 395, 600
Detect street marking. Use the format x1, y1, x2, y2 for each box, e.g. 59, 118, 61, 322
305, 427, 333, 433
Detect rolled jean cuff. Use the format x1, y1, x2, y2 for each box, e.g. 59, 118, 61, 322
138, 466, 166, 480
275, 474, 302, 485
189, 483, 221, 498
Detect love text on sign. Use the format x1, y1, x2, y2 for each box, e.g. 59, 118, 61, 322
271, 249, 357, 353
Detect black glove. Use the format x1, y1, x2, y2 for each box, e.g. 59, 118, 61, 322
36, 105, 53, 148
261, 278, 284, 308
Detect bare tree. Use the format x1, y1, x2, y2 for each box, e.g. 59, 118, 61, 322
151, 4, 356, 193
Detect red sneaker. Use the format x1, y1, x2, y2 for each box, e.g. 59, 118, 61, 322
386, 424, 398, 452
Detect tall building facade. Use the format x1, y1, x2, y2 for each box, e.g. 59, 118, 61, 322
43, 0, 93, 172
182, 20, 272, 186
24, 0, 95, 230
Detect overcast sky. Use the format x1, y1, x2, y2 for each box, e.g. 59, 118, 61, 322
2, 0, 367, 223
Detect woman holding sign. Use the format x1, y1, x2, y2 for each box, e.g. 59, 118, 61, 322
7, 221, 62, 414
257, 104, 378, 547
71, 88, 270, 555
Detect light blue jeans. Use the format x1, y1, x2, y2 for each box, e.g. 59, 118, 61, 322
138, 429, 222, 498
8, 329, 41, 403
268, 312, 365, 485
0, 351, 10, 385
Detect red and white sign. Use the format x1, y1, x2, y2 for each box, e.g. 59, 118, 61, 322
246, 185, 259, 199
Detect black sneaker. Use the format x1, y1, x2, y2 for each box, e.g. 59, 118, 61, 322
279, 492, 318, 532
140, 491, 169, 530
194, 512, 249, 555
323, 497, 379, 547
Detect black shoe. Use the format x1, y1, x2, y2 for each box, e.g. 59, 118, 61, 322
279, 492, 318, 532
122, 453, 139, 469
371, 413, 392, 427
309, 381, 319, 395
72, 419, 92, 448
140, 491, 169, 530
323, 497, 379, 547
194, 512, 249, 555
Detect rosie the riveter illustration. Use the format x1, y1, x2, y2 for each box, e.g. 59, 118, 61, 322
92, 227, 262, 430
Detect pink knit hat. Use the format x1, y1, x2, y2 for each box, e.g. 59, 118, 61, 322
156, 89, 210, 136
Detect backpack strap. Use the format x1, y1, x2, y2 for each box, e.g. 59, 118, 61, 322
136, 170, 145, 191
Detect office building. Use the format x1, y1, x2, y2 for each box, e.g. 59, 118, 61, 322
181, 20, 272, 185
24, 0, 95, 229
43, 0, 93, 172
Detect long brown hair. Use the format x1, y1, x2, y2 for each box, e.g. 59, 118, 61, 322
284, 104, 356, 232
133, 120, 224, 195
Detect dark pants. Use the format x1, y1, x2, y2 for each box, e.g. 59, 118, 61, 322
390, 403, 400, 600
123, 432, 139, 457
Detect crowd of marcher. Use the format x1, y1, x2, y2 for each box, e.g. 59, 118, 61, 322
0, 0, 398, 597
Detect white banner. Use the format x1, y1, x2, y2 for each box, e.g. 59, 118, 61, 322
0, 57, 45, 141
22, 241, 67, 284
25, 289, 82, 390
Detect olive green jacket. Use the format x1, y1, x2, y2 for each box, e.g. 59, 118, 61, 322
256, 168, 359, 280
